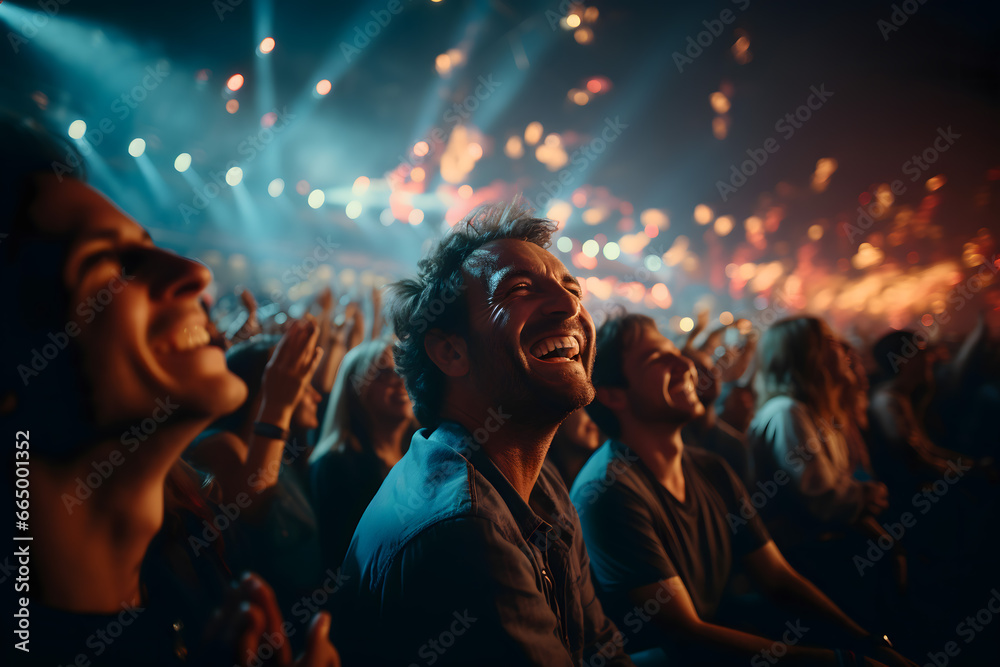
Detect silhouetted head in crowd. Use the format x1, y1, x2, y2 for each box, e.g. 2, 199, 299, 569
312, 339, 414, 458
873, 329, 933, 388
681, 345, 721, 411
386, 199, 595, 429
754, 315, 843, 420
554, 407, 601, 452
588, 311, 704, 439
717, 382, 756, 433
214, 334, 322, 437
547, 407, 602, 487
0, 116, 247, 457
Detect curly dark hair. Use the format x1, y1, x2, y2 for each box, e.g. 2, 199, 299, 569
385, 199, 557, 427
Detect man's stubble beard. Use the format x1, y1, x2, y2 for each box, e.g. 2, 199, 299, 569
470, 337, 595, 430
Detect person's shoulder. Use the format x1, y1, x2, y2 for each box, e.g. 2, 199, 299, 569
309, 440, 364, 476
571, 440, 647, 507
749, 396, 809, 431
344, 428, 483, 573
685, 446, 740, 488
758, 395, 802, 415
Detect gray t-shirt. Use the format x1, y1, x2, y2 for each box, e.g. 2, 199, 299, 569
571, 440, 770, 651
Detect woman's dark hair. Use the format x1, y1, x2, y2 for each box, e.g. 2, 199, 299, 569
385, 199, 556, 427
0, 113, 87, 241
753, 316, 839, 421
0, 114, 92, 457
586, 310, 657, 439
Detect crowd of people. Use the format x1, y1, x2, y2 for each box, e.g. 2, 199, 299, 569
3, 116, 998, 666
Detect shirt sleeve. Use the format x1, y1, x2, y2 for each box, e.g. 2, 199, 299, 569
760, 400, 864, 525
574, 479, 675, 593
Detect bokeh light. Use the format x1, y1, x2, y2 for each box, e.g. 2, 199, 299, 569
68, 120, 86, 139
174, 153, 192, 172
307, 189, 325, 208
128, 138, 145, 157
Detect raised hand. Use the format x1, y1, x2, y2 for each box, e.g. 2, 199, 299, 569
258, 316, 324, 427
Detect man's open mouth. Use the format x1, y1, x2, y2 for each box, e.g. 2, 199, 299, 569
529, 335, 582, 363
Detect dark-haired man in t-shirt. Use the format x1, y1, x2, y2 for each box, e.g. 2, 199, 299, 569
572, 312, 917, 667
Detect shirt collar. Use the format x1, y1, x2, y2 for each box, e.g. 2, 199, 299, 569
432, 421, 563, 544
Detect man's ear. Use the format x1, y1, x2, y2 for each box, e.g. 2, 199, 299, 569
595, 385, 626, 413
424, 329, 470, 377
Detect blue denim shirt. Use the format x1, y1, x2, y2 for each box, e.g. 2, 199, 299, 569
331, 421, 633, 666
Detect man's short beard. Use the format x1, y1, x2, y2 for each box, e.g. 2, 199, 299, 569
471, 338, 594, 429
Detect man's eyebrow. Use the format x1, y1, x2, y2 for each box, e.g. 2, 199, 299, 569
489, 267, 534, 293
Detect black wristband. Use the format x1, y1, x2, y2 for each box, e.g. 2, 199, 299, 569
253, 421, 289, 441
